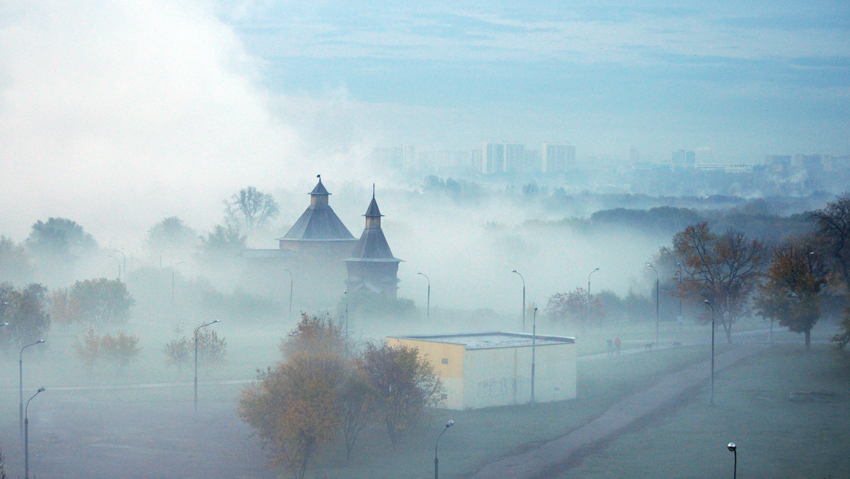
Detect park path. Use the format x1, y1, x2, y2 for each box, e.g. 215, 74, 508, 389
470, 344, 766, 479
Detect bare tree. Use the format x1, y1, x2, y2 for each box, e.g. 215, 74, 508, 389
224, 186, 280, 233
674, 223, 767, 343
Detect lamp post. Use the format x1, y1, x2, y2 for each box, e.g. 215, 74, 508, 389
171, 261, 186, 309
646, 263, 659, 344
20, 339, 45, 442
282, 268, 293, 323
24, 386, 45, 479
587, 267, 599, 328
531, 307, 538, 406
344, 289, 349, 340
194, 320, 220, 412
704, 300, 715, 405
727, 442, 737, 479
417, 272, 431, 320
106, 254, 121, 280
113, 249, 126, 282
434, 419, 454, 479
511, 270, 526, 332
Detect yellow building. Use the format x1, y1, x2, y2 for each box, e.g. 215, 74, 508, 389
387, 332, 577, 410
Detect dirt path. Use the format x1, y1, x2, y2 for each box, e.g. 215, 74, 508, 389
470, 345, 766, 479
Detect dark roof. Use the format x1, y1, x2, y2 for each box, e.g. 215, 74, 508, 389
348, 227, 399, 261
281, 206, 355, 241
310, 177, 330, 196
280, 178, 355, 241
364, 196, 382, 217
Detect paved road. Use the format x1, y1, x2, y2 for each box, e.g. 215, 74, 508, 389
471, 345, 767, 479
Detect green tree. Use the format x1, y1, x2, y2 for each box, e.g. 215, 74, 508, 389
70, 278, 134, 325
756, 239, 827, 349
674, 223, 767, 343
146, 216, 198, 256
0, 236, 33, 284
199, 224, 246, 259
224, 186, 280, 233
362, 341, 441, 447
26, 217, 97, 261
0, 282, 50, 348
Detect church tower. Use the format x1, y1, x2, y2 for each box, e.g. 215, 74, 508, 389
345, 186, 402, 298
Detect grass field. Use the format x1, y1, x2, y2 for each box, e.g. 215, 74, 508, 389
0, 315, 845, 478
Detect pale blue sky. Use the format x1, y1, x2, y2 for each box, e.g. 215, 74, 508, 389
224, 0, 850, 162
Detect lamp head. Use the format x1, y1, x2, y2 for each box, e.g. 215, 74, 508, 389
704, 299, 710, 305
37, 339, 45, 344
212, 320, 221, 324
511, 269, 517, 273
1, 322, 8, 327
37, 386, 46, 393
727, 442, 736, 452
446, 420, 454, 428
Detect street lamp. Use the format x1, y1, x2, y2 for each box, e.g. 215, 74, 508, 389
282, 268, 293, 323
113, 249, 126, 282
704, 300, 715, 405
587, 267, 599, 328
511, 270, 526, 332
434, 419, 455, 479
0, 322, 8, 327
417, 272, 431, 320
646, 263, 659, 344
106, 254, 121, 280
20, 339, 45, 442
24, 386, 45, 479
727, 442, 737, 479
531, 307, 538, 407
344, 289, 349, 340
194, 320, 220, 412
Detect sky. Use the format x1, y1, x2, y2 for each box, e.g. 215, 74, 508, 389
1, 0, 848, 243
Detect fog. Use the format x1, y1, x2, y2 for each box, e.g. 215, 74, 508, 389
2, 1, 849, 479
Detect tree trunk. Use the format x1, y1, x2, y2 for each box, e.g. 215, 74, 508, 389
805, 329, 811, 350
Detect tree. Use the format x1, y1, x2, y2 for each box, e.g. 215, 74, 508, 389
362, 341, 441, 447
224, 186, 280, 233
49, 287, 81, 327
239, 314, 348, 478
198, 224, 246, 260
545, 287, 587, 325
163, 329, 227, 370
810, 192, 850, 288
339, 363, 377, 460
69, 278, 134, 325
146, 216, 198, 256
162, 336, 192, 369
73, 329, 142, 372
0, 282, 50, 349
26, 217, 97, 261
0, 236, 33, 284
756, 239, 827, 349
674, 223, 767, 343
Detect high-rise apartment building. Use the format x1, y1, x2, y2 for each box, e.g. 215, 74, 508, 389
542, 144, 576, 173
482, 142, 505, 175
672, 150, 696, 169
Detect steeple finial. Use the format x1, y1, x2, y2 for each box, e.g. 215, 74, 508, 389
372, 183, 375, 198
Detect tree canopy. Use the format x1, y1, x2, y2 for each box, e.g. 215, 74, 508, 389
224, 186, 280, 233
70, 278, 134, 325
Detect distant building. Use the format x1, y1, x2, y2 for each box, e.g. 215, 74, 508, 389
672, 150, 696, 169
402, 144, 417, 172
504, 143, 525, 174
482, 143, 505, 175
388, 332, 577, 409
764, 155, 792, 174
371, 146, 403, 170
630, 146, 640, 164
345, 187, 402, 298
542, 144, 575, 173
243, 177, 401, 307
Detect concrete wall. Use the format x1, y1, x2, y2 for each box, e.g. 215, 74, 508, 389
388, 338, 466, 409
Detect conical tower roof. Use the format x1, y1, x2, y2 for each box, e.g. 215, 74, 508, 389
348, 189, 400, 262
279, 177, 355, 241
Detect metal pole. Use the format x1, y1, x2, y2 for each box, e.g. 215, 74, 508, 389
194, 320, 220, 412
434, 420, 454, 479
646, 264, 659, 344
531, 307, 537, 406
705, 300, 715, 405
24, 387, 44, 479
344, 290, 349, 340
20, 340, 44, 445
587, 268, 599, 329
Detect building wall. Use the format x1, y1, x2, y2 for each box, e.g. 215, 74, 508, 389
387, 338, 466, 409
388, 337, 577, 410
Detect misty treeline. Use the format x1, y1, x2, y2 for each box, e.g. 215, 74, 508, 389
543, 192, 850, 356
239, 313, 441, 479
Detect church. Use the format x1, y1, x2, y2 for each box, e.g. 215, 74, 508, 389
242, 176, 402, 308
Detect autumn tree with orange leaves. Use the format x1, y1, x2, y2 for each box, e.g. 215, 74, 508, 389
674, 223, 767, 343
756, 237, 827, 350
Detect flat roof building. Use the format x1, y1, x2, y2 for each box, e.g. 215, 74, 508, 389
388, 332, 577, 410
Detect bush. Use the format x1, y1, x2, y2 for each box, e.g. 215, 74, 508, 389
73, 329, 141, 372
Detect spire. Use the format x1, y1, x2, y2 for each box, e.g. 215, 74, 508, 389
364, 184, 382, 218
310, 175, 330, 196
